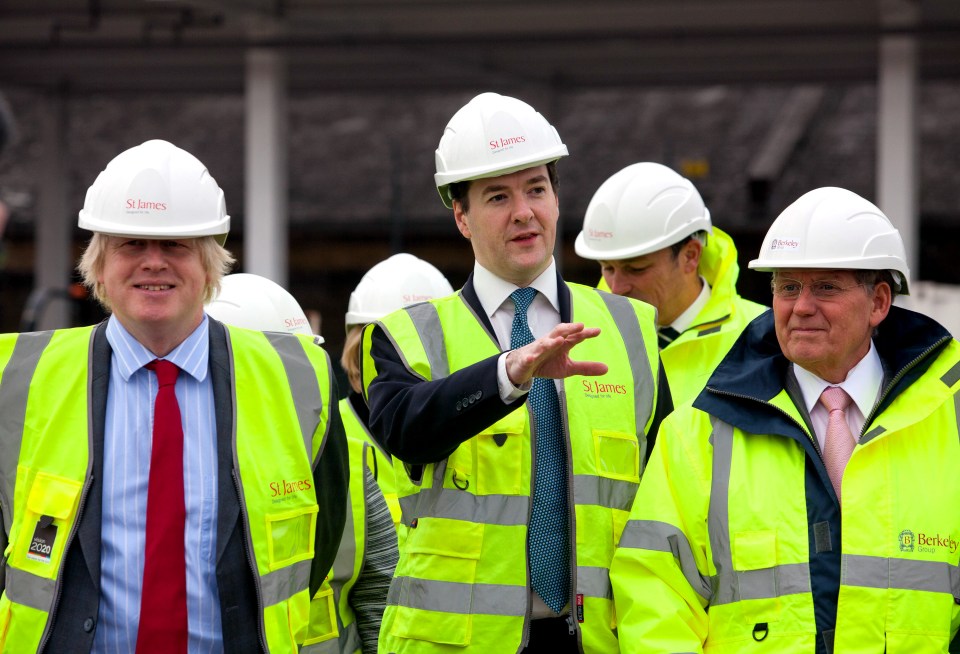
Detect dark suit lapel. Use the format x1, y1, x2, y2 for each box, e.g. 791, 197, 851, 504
75, 322, 110, 586
556, 270, 572, 323
209, 319, 240, 564
460, 274, 498, 341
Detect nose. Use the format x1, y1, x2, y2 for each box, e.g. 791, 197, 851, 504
607, 270, 630, 296
511, 195, 534, 223
140, 241, 169, 269
791, 285, 818, 314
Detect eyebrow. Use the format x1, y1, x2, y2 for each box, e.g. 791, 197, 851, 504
478, 174, 549, 196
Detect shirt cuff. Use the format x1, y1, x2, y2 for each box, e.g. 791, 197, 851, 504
497, 352, 532, 402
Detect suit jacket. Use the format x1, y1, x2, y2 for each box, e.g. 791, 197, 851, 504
365, 270, 672, 467
43, 319, 349, 653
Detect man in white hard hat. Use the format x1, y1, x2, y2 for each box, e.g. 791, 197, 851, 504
0, 140, 348, 653
207, 273, 397, 654
340, 253, 455, 538
610, 187, 960, 652
576, 162, 767, 406
361, 92, 671, 653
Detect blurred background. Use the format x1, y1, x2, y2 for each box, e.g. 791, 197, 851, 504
1, 0, 959, 389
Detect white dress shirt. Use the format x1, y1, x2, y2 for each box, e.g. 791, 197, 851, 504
792, 340, 884, 453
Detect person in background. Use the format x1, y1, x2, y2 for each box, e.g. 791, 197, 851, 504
576, 162, 766, 406
362, 92, 670, 653
0, 139, 347, 652
207, 272, 397, 653
340, 252, 455, 541
610, 187, 960, 652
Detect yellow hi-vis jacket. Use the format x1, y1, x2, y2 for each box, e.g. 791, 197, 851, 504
362, 285, 662, 654
304, 423, 368, 654
339, 397, 404, 542
0, 324, 335, 652
611, 308, 960, 653
598, 227, 767, 406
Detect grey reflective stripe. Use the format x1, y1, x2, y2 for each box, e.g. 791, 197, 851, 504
0, 332, 55, 537
387, 576, 527, 617
708, 417, 734, 604
576, 565, 611, 599
5, 566, 56, 611
617, 519, 712, 602
597, 292, 655, 459
843, 554, 960, 595
301, 622, 360, 654
573, 474, 637, 513
697, 325, 722, 337
261, 558, 312, 607
860, 425, 886, 444
708, 418, 811, 605
956, 391, 960, 446
265, 332, 322, 459
398, 487, 528, 526
941, 360, 960, 388
405, 302, 449, 380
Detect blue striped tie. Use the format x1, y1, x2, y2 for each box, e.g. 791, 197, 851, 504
509, 287, 569, 613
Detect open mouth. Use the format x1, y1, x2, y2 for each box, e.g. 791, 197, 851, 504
137, 284, 173, 291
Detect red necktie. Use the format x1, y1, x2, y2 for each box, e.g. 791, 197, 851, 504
819, 386, 857, 504
136, 359, 188, 653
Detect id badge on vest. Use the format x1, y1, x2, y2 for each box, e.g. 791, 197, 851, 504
27, 515, 57, 563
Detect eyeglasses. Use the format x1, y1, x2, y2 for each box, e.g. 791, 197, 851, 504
771, 277, 866, 300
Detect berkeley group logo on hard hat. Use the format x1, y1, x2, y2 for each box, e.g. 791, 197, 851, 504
126, 198, 168, 214
770, 237, 800, 251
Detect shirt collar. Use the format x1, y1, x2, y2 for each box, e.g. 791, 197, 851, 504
473, 258, 560, 318
666, 276, 711, 333
105, 314, 211, 383
793, 339, 883, 417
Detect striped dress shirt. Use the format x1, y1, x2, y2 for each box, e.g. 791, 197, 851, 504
93, 315, 222, 654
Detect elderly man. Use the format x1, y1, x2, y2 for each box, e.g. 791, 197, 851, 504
576, 162, 766, 405
362, 93, 670, 653
610, 186, 960, 652
0, 140, 348, 653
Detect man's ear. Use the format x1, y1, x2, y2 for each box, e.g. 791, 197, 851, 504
453, 200, 471, 239
681, 238, 703, 274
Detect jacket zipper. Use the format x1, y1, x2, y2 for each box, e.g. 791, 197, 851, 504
558, 387, 582, 650
520, 399, 536, 653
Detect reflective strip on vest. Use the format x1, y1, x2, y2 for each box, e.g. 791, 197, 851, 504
4, 567, 56, 612
0, 332, 55, 535
387, 576, 527, 617
617, 519, 713, 602
406, 303, 449, 379
843, 554, 960, 595
265, 332, 322, 460
573, 474, 638, 513
577, 565, 612, 599
597, 292, 655, 460
708, 417, 811, 605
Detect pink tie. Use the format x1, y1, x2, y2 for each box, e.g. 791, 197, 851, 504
819, 386, 856, 503
137, 359, 188, 653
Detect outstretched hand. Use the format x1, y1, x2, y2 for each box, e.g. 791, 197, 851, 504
505, 322, 608, 387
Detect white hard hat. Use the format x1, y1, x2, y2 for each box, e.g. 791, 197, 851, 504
346, 253, 454, 327
434, 92, 568, 209
206, 273, 323, 344
749, 186, 910, 294
575, 162, 712, 261
79, 139, 230, 245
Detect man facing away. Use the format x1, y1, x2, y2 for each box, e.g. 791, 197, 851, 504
576, 162, 766, 406
0, 140, 348, 653
361, 93, 671, 653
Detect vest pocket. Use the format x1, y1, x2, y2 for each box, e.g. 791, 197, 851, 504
593, 429, 640, 483
265, 504, 320, 570
467, 411, 527, 496
11, 469, 82, 579
731, 530, 782, 624
304, 584, 338, 645
391, 518, 484, 645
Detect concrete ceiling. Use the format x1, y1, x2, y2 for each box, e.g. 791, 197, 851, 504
2, 0, 960, 93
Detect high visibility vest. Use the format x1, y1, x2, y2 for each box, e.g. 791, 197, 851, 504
598, 228, 767, 406
0, 325, 334, 652
612, 339, 960, 653
362, 285, 661, 653
340, 397, 404, 542
304, 427, 369, 654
